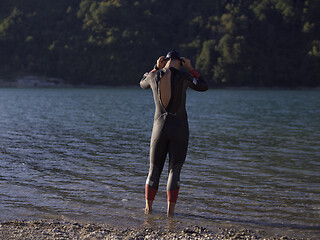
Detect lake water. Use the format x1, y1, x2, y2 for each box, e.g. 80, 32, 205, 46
0, 88, 319, 237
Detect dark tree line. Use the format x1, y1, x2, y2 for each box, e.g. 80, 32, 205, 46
0, 0, 319, 87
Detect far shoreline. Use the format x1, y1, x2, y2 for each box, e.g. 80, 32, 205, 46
0, 74, 319, 90
1, 83, 320, 91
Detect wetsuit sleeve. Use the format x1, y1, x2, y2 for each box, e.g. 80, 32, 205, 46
140, 69, 156, 89
187, 69, 208, 92
140, 73, 150, 89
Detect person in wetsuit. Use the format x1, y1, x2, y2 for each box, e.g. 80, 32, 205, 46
140, 50, 208, 216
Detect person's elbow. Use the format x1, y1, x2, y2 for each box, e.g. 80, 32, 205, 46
197, 77, 208, 91
140, 79, 150, 89
200, 83, 208, 91
199, 86, 208, 92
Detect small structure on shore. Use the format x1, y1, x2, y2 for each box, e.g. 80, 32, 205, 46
0, 75, 70, 88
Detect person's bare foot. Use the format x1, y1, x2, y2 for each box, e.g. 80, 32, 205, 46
145, 207, 152, 214
145, 200, 153, 214
167, 202, 176, 217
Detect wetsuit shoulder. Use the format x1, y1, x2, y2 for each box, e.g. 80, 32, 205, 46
181, 71, 193, 80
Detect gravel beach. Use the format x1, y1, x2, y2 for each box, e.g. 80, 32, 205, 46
0, 219, 303, 240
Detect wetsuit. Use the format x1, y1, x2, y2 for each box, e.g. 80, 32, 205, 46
140, 67, 208, 203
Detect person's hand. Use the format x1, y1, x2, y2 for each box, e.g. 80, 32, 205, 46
181, 57, 193, 71
156, 56, 166, 69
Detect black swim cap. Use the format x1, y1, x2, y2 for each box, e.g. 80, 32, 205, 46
164, 50, 183, 61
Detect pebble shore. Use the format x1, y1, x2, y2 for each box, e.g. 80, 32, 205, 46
0, 219, 300, 240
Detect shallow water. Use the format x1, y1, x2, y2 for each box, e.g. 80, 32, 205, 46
0, 88, 319, 237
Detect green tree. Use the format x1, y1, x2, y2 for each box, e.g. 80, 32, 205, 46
0, 0, 319, 87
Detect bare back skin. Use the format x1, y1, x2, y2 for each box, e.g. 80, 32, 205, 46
159, 60, 181, 109
159, 69, 171, 109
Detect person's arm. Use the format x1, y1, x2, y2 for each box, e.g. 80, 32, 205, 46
140, 71, 151, 89
181, 57, 208, 92
140, 56, 166, 89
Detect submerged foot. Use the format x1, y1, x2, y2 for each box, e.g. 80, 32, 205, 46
167, 201, 175, 217
145, 199, 153, 214
145, 207, 152, 214
167, 211, 174, 217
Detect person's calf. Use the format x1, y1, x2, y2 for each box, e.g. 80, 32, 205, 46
167, 188, 179, 203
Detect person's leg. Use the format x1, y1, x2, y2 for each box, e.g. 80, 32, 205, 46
166, 130, 188, 216
145, 166, 160, 214
166, 164, 183, 216
145, 123, 168, 213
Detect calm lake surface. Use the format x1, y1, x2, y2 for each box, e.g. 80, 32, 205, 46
0, 88, 319, 237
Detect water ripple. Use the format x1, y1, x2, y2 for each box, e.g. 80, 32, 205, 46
0, 88, 319, 237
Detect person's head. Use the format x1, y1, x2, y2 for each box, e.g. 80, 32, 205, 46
163, 50, 184, 69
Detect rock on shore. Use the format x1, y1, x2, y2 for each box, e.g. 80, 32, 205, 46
0, 219, 299, 240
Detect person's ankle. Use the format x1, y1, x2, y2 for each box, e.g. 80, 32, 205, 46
167, 201, 175, 217
167, 211, 174, 217
145, 200, 153, 214
145, 207, 152, 214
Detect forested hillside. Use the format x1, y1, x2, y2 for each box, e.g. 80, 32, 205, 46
0, 0, 319, 87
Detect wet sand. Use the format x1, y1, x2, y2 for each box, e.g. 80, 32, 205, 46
0, 219, 302, 240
